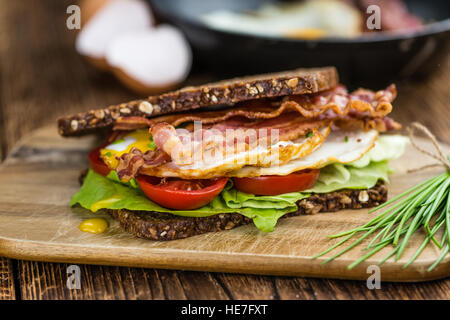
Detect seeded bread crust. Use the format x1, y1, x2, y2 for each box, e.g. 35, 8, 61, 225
108, 182, 387, 241
58, 67, 338, 136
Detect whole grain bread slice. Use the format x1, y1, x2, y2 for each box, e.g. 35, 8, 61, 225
109, 182, 387, 241
58, 67, 338, 136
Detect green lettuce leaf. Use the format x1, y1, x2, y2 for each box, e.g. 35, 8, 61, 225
309, 161, 392, 193
349, 135, 409, 168
106, 170, 140, 189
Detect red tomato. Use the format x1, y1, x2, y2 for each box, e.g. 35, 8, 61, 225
137, 176, 228, 210
88, 146, 110, 176
232, 169, 320, 196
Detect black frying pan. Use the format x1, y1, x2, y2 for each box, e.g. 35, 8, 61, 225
149, 0, 450, 87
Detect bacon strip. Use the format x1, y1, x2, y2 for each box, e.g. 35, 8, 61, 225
334, 117, 401, 132
113, 84, 397, 132
116, 147, 170, 181
113, 116, 152, 131
106, 130, 127, 144
150, 123, 194, 165
209, 113, 331, 142
281, 84, 396, 119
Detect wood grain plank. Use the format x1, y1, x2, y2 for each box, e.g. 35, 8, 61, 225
213, 274, 279, 300
17, 260, 450, 300
16, 261, 234, 300
0, 257, 16, 300
274, 277, 450, 300
174, 271, 231, 300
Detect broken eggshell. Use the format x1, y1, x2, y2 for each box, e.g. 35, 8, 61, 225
105, 25, 192, 95
76, 0, 154, 70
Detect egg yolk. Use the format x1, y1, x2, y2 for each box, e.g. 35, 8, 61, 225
284, 28, 327, 39
100, 130, 155, 169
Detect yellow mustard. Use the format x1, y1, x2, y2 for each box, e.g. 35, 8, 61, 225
78, 218, 108, 234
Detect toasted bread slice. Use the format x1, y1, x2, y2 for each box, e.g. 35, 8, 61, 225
58, 67, 338, 136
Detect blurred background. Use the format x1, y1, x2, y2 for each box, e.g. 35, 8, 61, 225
151, 0, 450, 85
0, 0, 449, 159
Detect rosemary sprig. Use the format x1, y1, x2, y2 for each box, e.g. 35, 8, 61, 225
313, 123, 450, 271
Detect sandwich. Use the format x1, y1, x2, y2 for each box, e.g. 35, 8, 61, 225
58, 67, 408, 240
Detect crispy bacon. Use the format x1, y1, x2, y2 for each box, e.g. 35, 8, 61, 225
281, 84, 396, 119
209, 113, 331, 142
106, 130, 127, 144
113, 116, 152, 131
112, 84, 397, 132
334, 116, 401, 132
150, 122, 194, 165
116, 147, 170, 182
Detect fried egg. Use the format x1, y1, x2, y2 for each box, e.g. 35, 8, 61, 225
101, 127, 378, 180
139, 126, 331, 179
230, 129, 378, 177
201, 0, 362, 39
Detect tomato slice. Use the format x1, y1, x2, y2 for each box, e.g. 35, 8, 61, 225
88, 146, 111, 176
232, 169, 320, 196
137, 176, 228, 210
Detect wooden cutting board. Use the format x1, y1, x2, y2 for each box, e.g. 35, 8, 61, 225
0, 125, 449, 281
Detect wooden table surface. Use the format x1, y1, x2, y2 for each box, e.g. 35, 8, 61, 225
0, 1, 449, 300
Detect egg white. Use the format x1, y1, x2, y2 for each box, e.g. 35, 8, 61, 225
230, 129, 378, 177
